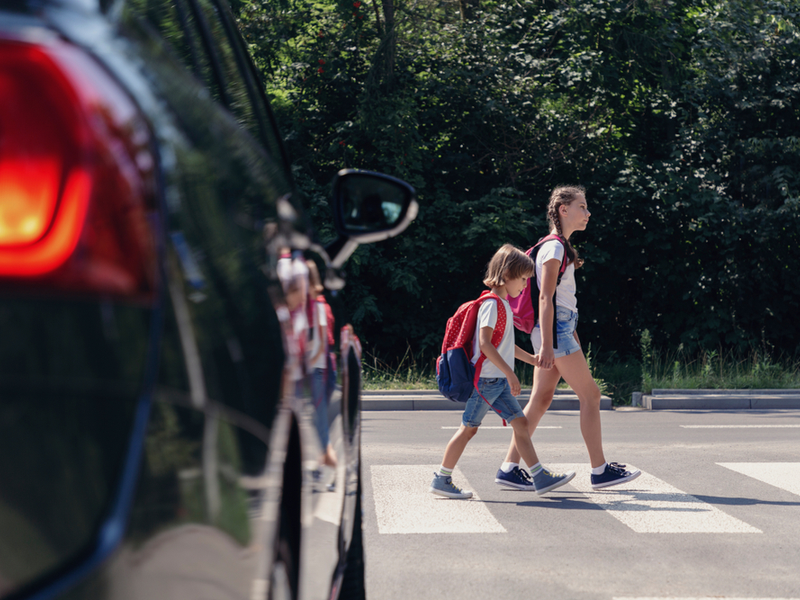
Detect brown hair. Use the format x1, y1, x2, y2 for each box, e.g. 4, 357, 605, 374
546, 185, 585, 268
483, 244, 535, 288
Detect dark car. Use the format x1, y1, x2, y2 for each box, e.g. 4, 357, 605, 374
0, 2, 416, 600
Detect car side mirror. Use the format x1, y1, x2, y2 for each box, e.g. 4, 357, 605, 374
326, 169, 417, 272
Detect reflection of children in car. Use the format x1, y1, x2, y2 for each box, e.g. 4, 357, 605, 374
345, 193, 402, 230
277, 249, 309, 396
307, 260, 337, 481
358, 194, 387, 227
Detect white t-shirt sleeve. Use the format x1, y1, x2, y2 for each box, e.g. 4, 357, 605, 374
472, 300, 497, 363
471, 298, 514, 378
537, 239, 564, 266
477, 299, 498, 330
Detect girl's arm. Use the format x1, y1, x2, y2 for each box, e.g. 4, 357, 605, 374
538, 257, 561, 370
308, 304, 327, 365
310, 324, 327, 364
478, 326, 521, 395
515, 345, 541, 367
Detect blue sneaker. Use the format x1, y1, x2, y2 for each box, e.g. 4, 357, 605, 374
495, 466, 536, 491
590, 462, 641, 489
532, 467, 576, 496
429, 473, 473, 499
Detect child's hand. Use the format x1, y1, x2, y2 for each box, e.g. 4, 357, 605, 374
531, 354, 542, 368
508, 373, 521, 396
539, 347, 555, 370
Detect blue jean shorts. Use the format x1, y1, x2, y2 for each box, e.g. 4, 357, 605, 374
531, 306, 581, 358
462, 378, 524, 427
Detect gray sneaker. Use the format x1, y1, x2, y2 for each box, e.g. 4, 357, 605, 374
532, 467, 576, 496
429, 473, 473, 499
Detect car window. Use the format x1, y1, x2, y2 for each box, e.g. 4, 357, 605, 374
191, 0, 288, 169
125, 0, 215, 90
123, 0, 287, 168
194, 0, 252, 121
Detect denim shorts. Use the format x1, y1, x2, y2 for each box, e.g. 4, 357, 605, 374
531, 306, 581, 358
462, 378, 524, 427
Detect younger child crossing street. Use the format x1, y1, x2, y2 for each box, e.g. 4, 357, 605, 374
430, 244, 575, 499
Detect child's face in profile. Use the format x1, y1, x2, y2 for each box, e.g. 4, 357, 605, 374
504, 275, 528, 299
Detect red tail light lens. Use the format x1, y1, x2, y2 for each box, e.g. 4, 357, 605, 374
0, 39, 157, 299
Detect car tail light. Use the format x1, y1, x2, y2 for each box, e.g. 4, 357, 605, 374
0, 38, 157, 300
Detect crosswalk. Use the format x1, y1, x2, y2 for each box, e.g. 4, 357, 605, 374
369, 462, 800, 535
559, 463, 761, 533
718, 462, 800, 497
371, 465, 505, 534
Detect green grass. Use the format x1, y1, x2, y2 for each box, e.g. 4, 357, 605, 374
640, 349, 800, 395
361, 339, 800, 405
362, 347, 437, 390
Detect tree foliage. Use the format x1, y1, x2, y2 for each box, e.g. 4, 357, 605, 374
235, 0, 800, 364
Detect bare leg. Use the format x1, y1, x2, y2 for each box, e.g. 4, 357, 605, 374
503, 366, 562, 464
441, 425, 479, 469
509, 416, 540, 469
555, 351, 606, 468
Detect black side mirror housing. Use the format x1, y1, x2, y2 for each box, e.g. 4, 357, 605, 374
326, 169, 418, 270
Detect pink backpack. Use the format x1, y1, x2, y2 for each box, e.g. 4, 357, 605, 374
508, 234, 568, 334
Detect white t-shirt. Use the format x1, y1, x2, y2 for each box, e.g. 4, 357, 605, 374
276, 255, 309, 297
308, 301, 328, 370
471, 297, 514, 379
536, 239, 577, 313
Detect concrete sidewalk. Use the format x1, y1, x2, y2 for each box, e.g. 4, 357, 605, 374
362, 388, 800, 410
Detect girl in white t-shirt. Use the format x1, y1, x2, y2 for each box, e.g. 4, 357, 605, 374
496, 186, 641, 491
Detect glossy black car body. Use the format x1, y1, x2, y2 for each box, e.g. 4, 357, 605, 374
0, 2, 416, 599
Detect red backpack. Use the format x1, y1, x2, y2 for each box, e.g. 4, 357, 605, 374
508, 234, 568, 341
436, 290, 509, 422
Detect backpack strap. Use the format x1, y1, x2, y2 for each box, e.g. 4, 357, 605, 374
531, 234, 568, 349
472, 291, 509, 426
472, 291, 505, 366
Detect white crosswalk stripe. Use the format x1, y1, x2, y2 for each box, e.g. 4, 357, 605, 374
553, 464, 762, 533
717, 462, 800, 496
682, 424, 800, 428
614, 597, 800, 599
440, 425, 561, 429
370, 464, 506, 534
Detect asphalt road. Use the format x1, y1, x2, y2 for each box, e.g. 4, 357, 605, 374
360, 408, 800, 600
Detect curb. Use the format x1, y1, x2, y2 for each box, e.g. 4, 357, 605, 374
642, 389, 800, 410
361, 389, 800, 411
362, 389, 613, 411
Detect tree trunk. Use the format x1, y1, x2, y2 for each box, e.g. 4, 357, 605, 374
381, 0, 396, 90
459, 0, 479, 21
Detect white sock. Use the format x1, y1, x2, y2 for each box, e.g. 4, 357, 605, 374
438, 465, 453, 478
529, 462, 543, 475
592, 462, 608, 475
500, 462, 518, 473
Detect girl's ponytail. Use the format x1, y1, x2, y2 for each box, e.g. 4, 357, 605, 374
547, 186, 585, 269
